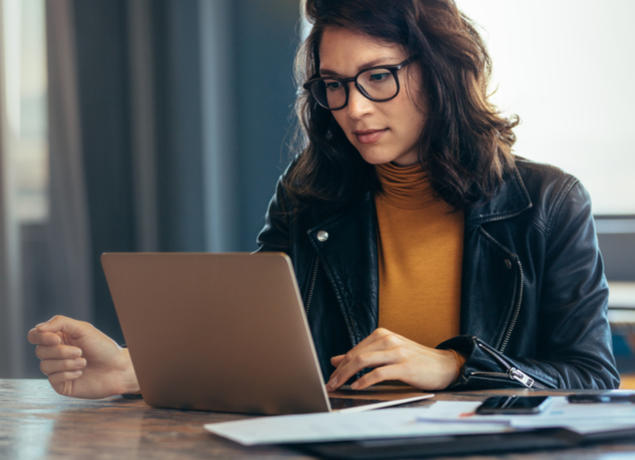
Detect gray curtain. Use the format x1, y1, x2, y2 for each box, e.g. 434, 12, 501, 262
0, 0, 93, 378
45, 0, 94, 324
2, 0, 297, 378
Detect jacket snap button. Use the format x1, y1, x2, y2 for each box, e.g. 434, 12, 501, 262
504, 258, 512, 269
316, 230, 329, 242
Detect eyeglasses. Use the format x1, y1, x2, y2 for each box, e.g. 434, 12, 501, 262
303, 57, 416, 111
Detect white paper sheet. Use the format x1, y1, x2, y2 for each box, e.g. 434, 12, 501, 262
204, 398, 635, 446
204, 401, 509, 445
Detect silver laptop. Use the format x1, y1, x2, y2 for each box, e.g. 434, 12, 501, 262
101, 252, 431, 415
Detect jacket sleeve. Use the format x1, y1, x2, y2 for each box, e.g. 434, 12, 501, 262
255, 176, 291, 254
439, 179, 621, 390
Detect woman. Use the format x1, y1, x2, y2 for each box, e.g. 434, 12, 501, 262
28, 0, 619, 399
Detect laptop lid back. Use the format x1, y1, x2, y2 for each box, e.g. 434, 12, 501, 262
101, 252, 330, 415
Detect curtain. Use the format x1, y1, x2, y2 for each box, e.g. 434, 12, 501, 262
45, 0, 93, 325
1, 0, 297, 378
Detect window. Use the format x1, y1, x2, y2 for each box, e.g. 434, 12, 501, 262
1, 0, 48, 223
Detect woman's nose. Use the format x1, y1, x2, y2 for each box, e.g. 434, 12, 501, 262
346, 84, 374, 118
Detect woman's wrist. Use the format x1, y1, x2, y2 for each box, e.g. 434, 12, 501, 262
439, 348, 466, 388
448, 348, 466, 377
118, 348, 141, 395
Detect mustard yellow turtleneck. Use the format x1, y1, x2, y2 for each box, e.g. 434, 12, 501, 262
374, 162, 464, 348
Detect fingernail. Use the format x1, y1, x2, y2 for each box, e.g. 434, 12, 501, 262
35, 322, 45, 328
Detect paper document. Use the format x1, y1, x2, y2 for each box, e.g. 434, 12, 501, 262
204, 401, 510, 445
204, 397, 635, 446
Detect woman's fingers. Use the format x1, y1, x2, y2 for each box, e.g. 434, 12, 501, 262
330, 354, 345, 366
350, 364, 402, 389
53, 380, 74, 397
27, 329, 62, 346
327, 329, 414, 390
40, 358, 87, 376
35, 344, 83, 360
329, 329, 398, 367
27, 316, 139, 399
27, 315, 91, 347
34, 315, 88, 339
48, 371, 83, 396
326, 328, 464, 391
327, 348, 405, 390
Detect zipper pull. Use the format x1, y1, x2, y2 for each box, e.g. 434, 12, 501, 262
508, 367, 535, 388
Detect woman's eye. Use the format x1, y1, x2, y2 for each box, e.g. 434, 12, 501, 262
369, 72, 390, 82
369, 71, 390, 82
324, 80, 342, 91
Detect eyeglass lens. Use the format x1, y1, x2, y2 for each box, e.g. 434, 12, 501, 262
311, 67, 398, 110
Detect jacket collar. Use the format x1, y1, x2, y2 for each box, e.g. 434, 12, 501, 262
309, 161, 534, 232
464, 164, 533, 227
311, 162, 533, 230
306, 192, 379, 343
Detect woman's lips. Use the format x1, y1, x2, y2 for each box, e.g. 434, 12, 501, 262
354, 128, 387, 144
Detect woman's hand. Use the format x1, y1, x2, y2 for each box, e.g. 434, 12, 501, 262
326, 328, 465, 391
27, 315, 139, 399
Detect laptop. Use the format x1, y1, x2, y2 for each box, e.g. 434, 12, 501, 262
101, 252, 432, 415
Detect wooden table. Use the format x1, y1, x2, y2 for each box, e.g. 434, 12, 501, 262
2, 379, 635, 459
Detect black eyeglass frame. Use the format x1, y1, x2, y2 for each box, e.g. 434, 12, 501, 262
303, 56, 417, 111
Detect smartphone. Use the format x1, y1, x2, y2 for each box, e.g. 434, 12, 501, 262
475, 395, 552, 415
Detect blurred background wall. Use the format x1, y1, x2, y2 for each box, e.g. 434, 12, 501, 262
0, 0, 299, 377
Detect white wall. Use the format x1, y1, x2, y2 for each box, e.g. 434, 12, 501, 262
457, 0, 635, 214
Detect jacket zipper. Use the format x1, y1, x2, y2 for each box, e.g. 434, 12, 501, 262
466, 370, 536, 387
478, 227, 524, 352
474, 339, 545, 389
304, 256, 319, 315
466, 240, 547, 389
499, 257, 524, 353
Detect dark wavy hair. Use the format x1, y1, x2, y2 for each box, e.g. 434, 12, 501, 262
283, 0, 519, 210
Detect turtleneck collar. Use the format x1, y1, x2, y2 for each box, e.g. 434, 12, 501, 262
375, 161, 435, 210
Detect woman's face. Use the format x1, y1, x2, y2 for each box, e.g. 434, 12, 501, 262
318, 26, 427, 166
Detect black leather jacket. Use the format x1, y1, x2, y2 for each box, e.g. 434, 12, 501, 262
256, 158, 620, 390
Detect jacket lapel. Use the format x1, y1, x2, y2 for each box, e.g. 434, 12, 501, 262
464, 166, 533, 227
460, 165, 533, 345
307, 192, 378, 345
